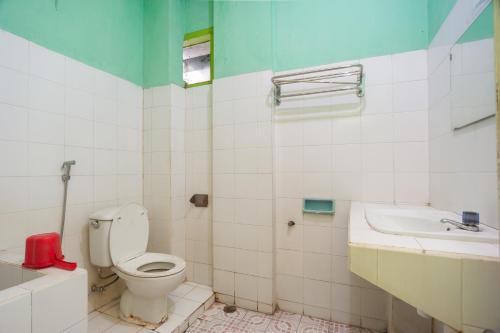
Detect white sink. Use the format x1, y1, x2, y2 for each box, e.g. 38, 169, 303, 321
365, 207, 499, 244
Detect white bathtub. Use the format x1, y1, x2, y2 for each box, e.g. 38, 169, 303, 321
364, 205, 499, 243
0, 251, 88, 333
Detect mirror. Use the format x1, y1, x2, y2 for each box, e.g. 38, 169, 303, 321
450, 4, 494, 129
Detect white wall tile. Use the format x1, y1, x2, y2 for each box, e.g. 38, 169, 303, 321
65, 88, 93, 120
29, 110, 65, 144
65, 117, 93, 147
0, 177, 29, 214
361, 55, 393, 86
0, 67, 29, 106
392, 50, 427, 82
0, 30, 29, 73
361, 114, 393, 143
303, 120, 331, 145
393, 80, 428, 112
277, 274, 303, 303
395, 172, 429, 204
65, 58, 95, 93
0, 34, 143, 315
362, 143, 394, 172
29, 42, 65, 84
363, 85, 392, 114
393, 111, 428, 142
0, 141, 28, 176
28, 143, 64, 176
303, 279, 330, 308
332, 117, 361, 144
394, 142, 428, 173
235, 273, 258, 301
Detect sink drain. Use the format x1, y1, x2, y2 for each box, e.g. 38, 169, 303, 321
223, 305, 237, 313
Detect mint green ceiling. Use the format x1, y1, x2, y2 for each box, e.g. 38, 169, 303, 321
0, 0, 144, 86
0, 0, 494, 87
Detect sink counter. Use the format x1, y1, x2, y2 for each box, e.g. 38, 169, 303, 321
348, 202, 500, 333
349, 202, 499, 260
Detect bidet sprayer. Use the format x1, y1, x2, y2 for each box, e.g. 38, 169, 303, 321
61, 160, 76, 182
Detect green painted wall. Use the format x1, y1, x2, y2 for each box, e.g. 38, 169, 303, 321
272, 0, 428, 73
457, 2, 493, 43
185, 0, 212, 34
427, 0, 457, 43
144, 0, 211, 87
0, 0, 144, 85
143, 0, 185, 88
214, 0, 428, 78
214, 0, 272, 79
1, 0, 491, 88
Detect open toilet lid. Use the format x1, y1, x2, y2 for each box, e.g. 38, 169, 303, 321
109, 203, 149, 265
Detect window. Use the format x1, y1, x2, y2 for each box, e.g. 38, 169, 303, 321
183, 28, 213, 87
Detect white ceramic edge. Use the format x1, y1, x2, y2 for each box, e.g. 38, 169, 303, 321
349, 202, 499, 259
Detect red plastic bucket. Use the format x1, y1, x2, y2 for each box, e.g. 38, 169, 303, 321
22, 233, 77, 271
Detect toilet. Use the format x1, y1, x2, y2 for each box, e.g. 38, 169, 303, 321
89, 203, 186, 325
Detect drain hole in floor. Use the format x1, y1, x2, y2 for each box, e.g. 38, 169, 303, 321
223, 305, 236, 313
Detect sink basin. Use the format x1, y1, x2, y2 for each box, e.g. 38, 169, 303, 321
365, 207, 499, 243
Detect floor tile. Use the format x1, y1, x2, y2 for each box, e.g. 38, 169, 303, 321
104, 321, 143, 333
156, 313, 187, 333
241, 311, 273, 331
88, 313, 120, 333
266, 318, 300, 333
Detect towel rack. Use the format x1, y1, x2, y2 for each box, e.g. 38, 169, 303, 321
271, 64, 364, 106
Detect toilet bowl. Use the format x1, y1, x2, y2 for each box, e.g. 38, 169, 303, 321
89, 203, 186, 325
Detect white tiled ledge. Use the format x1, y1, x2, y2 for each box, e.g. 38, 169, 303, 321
0, 249, 88, 333
349, 202, 499, 260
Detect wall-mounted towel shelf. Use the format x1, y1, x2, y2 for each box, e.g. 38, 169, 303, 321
271, 64, 364, 106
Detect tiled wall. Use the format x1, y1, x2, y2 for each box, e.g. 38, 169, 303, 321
211, 71, 275, 313
274, 50, 430, 330
185, 85, 213, 286
144, 84, 214, 287
428, 37, 498, 229
0, 29, 143, 311
143, 85, 186, 257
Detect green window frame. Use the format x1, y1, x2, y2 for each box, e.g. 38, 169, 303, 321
183, 27, 213, 88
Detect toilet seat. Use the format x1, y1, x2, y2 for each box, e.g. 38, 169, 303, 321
115, 252, 185, 278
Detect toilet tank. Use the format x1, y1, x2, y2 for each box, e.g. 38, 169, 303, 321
88, 206, 120, 268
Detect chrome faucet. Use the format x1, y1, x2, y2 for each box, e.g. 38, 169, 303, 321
440, 218, 480, 232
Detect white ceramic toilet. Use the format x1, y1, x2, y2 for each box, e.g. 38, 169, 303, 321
89, 203, 186, 325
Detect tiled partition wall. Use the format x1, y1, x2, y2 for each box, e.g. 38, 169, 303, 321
274, 50, 429, 330
185, 85, 213, 286
143, 85, 186, 257
428, 38, 498, 229
212, 71, 275, 313
0, 29, 143, 311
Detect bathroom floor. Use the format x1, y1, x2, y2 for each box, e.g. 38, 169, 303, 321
186, 302, 375, 333
88, 284, 376, 333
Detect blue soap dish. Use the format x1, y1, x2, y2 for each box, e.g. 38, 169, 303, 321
303, 198, 335, 215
